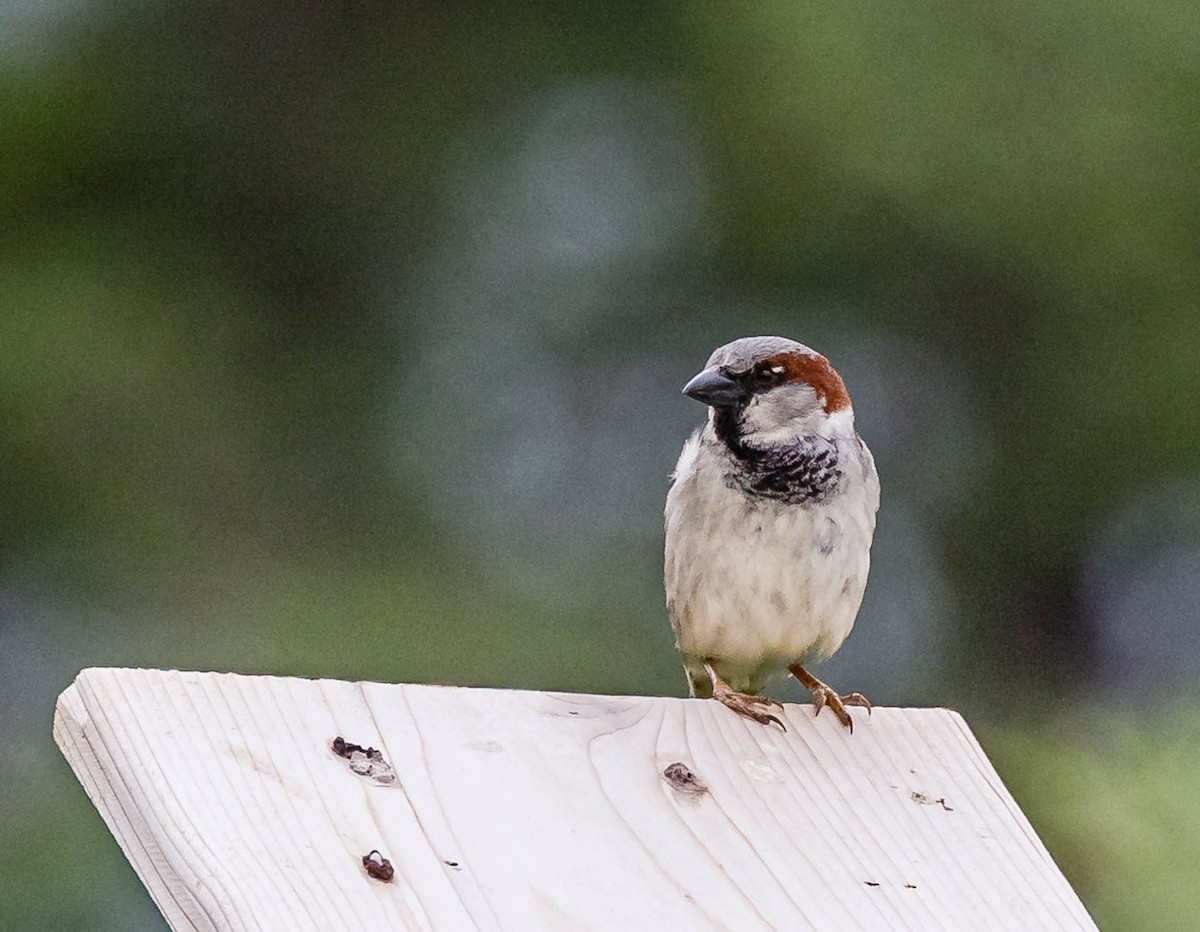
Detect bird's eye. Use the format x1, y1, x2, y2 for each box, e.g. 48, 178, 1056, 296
752, 364, 785, 387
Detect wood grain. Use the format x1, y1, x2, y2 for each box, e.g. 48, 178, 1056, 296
54, 668, 1095, 931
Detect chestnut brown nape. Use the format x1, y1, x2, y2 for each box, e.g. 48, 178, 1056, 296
763, 352, 851, 413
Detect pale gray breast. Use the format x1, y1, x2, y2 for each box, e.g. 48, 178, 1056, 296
665, 430, 879, 648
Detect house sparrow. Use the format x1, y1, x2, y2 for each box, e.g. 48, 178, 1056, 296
664, 336, 880, 731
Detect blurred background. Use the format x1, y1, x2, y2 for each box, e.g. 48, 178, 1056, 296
3, 2, 1198, 927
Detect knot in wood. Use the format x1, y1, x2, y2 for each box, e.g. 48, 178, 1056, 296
663, 761, 708, 796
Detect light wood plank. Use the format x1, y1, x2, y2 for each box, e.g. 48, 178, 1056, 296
54, 668, 1095, 931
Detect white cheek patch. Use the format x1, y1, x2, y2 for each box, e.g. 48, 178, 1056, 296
741, 384, 856, 443
744, 385, 817, 440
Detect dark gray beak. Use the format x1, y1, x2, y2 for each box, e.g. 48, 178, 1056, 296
682, 366, 746, 407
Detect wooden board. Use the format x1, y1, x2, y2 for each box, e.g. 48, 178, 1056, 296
54, 668, 1095, 931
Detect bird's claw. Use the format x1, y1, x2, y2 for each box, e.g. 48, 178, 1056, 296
787, 664, 870, 734
842, 692, 873, 714
809, 684, 872, 733
711, 684, 786, 730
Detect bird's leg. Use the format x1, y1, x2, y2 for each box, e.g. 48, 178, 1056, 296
704, 663, 785, 730
787, 664, 871, 733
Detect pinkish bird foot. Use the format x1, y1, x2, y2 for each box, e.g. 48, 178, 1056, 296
704, 663, 785, 730
787, 664, 871, 733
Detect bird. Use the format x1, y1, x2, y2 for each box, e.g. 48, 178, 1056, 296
664, 336, 880, 731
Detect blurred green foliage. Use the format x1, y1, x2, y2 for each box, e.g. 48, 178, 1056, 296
2, 2, 1198, 927
985, 703, 1200, 931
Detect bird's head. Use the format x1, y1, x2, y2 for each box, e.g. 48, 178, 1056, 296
682, 336, 855, 445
